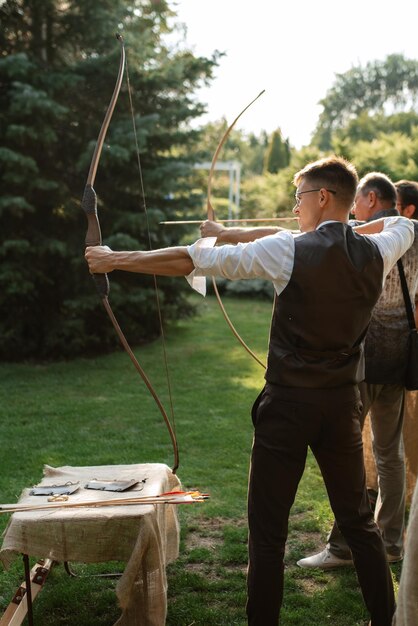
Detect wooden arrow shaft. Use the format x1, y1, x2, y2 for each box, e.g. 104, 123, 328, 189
0, 491, 209, 514
160, 217, 298, 225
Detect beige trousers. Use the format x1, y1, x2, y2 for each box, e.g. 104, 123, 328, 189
328, 382, 405, 557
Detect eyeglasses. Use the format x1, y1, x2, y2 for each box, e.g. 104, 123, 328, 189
294, 188, 336, 207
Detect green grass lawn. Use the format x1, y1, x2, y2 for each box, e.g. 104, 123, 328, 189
0, 295, 401, 625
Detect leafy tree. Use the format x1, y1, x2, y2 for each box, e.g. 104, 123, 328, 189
0, 0, 219, 360
340, 130, 418, 182
185, 120, 271, 221
312, 54, 418, 150
240, 145, 324, 219
194, 120, 270, 177
333, 110, 418, 146
240, 170, 295, 219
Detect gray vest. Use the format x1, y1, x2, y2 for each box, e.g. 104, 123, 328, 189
266, 222, 384, 388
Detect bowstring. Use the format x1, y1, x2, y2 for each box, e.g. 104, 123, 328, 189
124, 49, 177, 454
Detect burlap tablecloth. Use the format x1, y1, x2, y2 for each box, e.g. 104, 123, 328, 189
0, 463, 181, 626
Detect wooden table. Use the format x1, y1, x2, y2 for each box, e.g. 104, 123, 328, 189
0, 463, 181, 626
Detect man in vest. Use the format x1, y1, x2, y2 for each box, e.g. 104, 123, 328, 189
295, 174, 418, 570
201, 176, 418, 573
85, 156, 414, 626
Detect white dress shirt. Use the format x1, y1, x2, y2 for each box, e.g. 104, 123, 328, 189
186, 217, 414, 296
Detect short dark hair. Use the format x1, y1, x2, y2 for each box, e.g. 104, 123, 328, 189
357, 172, 397, 207
293, 155, 358, 208
395, 180, 418, 219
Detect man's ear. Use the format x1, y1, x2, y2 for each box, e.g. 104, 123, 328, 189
368, 190, 377, 207
319, 188, 331, 205
401, 204, 416, 219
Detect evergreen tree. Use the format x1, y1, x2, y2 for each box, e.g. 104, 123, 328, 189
247, 130, 269, 175
0, 0, 219, 359
263, 128, 290, 174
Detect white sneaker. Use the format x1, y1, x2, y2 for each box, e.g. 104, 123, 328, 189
386, 552, 403, 564
297, 548, 353, 569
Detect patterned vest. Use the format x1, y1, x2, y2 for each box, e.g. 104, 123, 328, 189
266, 222, 384, 388
363, 213, 418, 383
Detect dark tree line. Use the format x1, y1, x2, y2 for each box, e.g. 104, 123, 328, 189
0, 0, 220, 359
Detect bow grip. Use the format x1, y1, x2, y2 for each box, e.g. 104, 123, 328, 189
82, 184, 110, 299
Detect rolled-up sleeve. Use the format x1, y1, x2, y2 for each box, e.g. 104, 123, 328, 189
366, 216, 415, 277
186, 231, 296, 296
